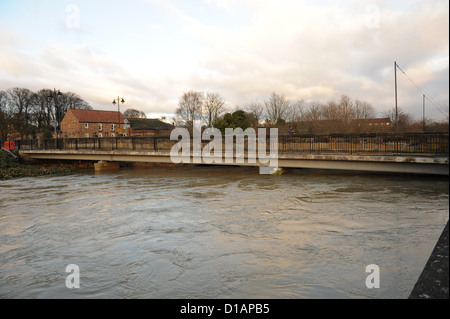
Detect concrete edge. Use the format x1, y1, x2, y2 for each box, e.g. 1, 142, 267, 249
409, 221, 449, 299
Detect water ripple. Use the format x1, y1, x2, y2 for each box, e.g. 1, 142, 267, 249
0, 167, 448, 298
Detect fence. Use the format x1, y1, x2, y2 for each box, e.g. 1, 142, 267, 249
4, 132, 449, 156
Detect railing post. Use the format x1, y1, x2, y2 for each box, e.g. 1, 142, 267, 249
395, 134, 399, 155
350, 136, 353, 155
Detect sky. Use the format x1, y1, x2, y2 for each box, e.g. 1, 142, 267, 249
0, 0, 448, 121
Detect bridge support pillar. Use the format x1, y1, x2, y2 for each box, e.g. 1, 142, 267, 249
94, 161, 120, 172
270, 168, 287, 175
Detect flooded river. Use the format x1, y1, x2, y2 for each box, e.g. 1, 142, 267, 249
0, 166, 448, 299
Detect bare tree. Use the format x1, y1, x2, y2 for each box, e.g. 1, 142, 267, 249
289, 100, 310, 133
353, 99, 377, 132
354, 99, 377, 120
264, 92, 291, 125
33, 90, 91, 130
307, 101, 323, 121
383, 107, 413, 132
301, 101, 323, 133
1, 87, 92, 138
338, 95, 356, 128
320, 100, 346, 133
32, 89, 53, 130
7, 88, 35, 138
202, 92, 227, 127
61, 92, 91, 111
290, 100, 307, 122
0, 91, 10, 141
175, 90, 203, 131
124, 108, 147, 119
243, 101, 264, 128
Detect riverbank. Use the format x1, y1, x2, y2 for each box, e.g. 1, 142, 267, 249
0, 152, 84, 180
409, 221, 449, 299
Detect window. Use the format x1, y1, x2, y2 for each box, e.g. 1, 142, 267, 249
85, 123, 89, 129
98, 123, 103, 131
98, 133, 103, 138
111, 124, 116, 131
111, 133, 115, 137
85, 133, 89, 138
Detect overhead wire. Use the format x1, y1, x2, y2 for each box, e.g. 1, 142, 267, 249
396, 63, 449, 117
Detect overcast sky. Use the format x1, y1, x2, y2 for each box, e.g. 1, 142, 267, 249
0, 0, 448, 121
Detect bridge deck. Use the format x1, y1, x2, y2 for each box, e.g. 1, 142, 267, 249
20, 149, 449, 175
10, 133, 449, 175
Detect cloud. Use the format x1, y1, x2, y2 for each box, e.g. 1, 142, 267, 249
1, 0, 448, 120
170, 0, 448, 119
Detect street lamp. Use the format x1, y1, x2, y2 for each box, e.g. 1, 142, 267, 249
112, 97, 125, 135
48, 88, 63, 138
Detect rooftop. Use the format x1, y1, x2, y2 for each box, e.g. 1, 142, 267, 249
68, 109, 125, 124
128, 118, 174, 130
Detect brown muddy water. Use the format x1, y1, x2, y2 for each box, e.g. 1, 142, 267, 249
0, 166, 448, 299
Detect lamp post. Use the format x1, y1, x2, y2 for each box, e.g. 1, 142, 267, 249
112, 97, 125, 136
48, 88, 63, 138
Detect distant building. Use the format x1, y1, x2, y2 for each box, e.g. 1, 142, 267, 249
127, 118, 174, 137
352, 118, 393, 133
61, 109, 126, 138
300, 117, 393, 134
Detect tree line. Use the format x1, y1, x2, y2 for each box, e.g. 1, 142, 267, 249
2, 87, 447, 141
0, 88, 91, 140
174, 91, 449, 134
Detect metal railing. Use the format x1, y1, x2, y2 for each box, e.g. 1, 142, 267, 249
4, 132, 449, 156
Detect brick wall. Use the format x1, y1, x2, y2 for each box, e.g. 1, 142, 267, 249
61, 111, 122, 138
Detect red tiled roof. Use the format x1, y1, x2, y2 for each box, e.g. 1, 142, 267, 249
68, 109, 125, 124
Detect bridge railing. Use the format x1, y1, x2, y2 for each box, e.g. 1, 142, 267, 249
7, 132, 449, 156
279, 133, 449, 155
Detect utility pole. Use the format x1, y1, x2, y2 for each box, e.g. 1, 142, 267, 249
423, 94, 426, 132
394, 61, 398, 134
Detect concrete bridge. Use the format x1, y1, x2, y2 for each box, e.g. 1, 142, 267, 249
13, 132, 450, 175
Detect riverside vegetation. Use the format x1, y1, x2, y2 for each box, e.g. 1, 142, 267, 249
0, 151, 77, 180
